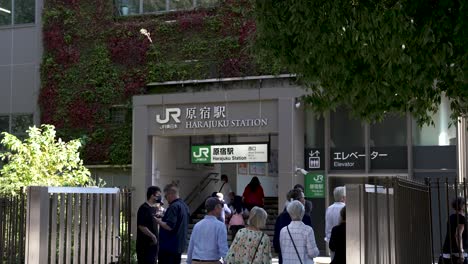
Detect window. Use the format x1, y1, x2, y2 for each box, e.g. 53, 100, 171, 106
11, 114, 33, 135
330, 108, 365, 171
305, 109, 324, 148
109, 107, 128, 124
116, 0, 219, 16
370, 114, 408, 170
0, 116, 8, 133
412, 95, 456, 146
0, 0, 35, 26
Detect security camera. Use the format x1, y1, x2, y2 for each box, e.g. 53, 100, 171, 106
294, 98, 301, 109
295, 167, 308, 175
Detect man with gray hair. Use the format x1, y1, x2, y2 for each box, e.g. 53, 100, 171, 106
155, 184, 190, 264
325, 186, 346, 258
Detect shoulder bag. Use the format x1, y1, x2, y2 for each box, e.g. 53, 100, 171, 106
287, 226, 303, 264
251, 232, 265, 264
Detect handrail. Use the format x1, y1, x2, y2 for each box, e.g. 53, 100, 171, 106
185, 172, 220, 208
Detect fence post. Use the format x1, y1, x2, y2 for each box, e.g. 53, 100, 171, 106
25, 187, 50, 264
346, 184, 365, 264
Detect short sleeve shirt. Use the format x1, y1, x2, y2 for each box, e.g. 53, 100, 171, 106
159, 198, 190, 254
136, 202, 158, 250
443, 213, 468, 253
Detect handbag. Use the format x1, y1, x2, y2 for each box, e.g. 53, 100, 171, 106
287, 226, 303, 264
251, 232, 265, 264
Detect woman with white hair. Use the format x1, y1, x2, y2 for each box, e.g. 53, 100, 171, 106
280, 200, 319, 264
225, 206, 271, 263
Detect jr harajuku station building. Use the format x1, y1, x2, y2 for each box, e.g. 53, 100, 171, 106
132, 76, 468, 243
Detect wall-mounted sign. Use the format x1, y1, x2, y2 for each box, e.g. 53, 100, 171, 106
304, 171, 326, 198
371, 146, 407, 170
305, 148, 324, 170
149, 101, 278, 136
155, 105, 268, 130
330, 147, 366, 170
191, 144, 269, 164
330, 147, 407, 170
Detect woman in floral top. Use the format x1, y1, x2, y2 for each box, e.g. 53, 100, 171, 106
225, 206, 272, 264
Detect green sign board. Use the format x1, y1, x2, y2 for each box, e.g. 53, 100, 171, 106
304, 171, 326, 198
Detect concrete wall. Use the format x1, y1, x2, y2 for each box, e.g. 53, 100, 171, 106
132, 83, 306, 234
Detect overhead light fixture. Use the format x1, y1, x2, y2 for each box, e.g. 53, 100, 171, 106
0, 7, 11, 14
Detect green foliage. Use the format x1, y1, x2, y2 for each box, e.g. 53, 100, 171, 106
0, 125, 95, 195
40, 0, 280, 165
254, 0, 468, 125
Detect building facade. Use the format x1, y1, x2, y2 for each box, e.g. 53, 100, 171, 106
0, 0, 41, 142
1, 1, 467, 245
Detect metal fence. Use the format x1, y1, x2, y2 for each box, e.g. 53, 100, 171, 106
0, 190, 27, 264
427, 178, 468, 264
347, 177, 432, 264
0, 186, 133, 264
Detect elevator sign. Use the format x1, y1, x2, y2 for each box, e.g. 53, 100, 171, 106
191, 144, 269, 164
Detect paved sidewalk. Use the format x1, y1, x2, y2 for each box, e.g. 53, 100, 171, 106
180, 254, 279, 263
180, 254, 330, 263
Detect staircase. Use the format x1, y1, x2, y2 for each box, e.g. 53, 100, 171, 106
188, 197, 279, 254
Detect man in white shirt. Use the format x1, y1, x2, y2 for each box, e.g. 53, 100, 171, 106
325, 186, 346, 258
219, 174, 232, 204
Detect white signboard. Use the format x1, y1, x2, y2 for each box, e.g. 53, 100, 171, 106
191, 144, 269, 164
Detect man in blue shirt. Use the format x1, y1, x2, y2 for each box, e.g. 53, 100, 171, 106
187, 197, 229, 264
273, 188, 312, 264
155, 184, 190, 264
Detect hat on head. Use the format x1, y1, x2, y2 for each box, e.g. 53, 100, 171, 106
205, 197, 223, 212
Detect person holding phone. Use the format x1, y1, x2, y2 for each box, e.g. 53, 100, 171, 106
137, 186, 162, 264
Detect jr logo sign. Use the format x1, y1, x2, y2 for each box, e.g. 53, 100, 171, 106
156, 108, 181, 124
191, 146, 211, 163
156, 108, 181, 129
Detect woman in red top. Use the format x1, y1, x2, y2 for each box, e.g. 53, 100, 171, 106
242, 176, 265, 210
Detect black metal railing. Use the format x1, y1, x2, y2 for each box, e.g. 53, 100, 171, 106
0, 189, 27, 264
426, 177, 468, 264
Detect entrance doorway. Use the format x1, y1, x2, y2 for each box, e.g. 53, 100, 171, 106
151, 133, 278, 211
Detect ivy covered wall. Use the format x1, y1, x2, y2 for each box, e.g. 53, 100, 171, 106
39, 0, 280, 165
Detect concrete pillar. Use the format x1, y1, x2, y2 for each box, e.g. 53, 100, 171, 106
277, 98, 295, 210
458, 116, 467, 181
25, 187, 49, 264
131, 105, 152, 235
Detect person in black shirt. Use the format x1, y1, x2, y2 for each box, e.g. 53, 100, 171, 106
441, 197, 468, 264
137, 186, 162, 264
155, 184, 190, 264
294, 184, 313, 217
329, 206, 346, 264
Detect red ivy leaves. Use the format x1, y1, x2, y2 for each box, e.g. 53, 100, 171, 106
122, 70, 148, 97
43, 24, 80, 66
220, 55, 253, 77
83, 137, 111, 164
38, 84, 58, 125
43, 24, 65, 52
107, 30, 151, 67
68, 98, 98, 131
239, 19, 256, 45
178, 11, 207, 31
